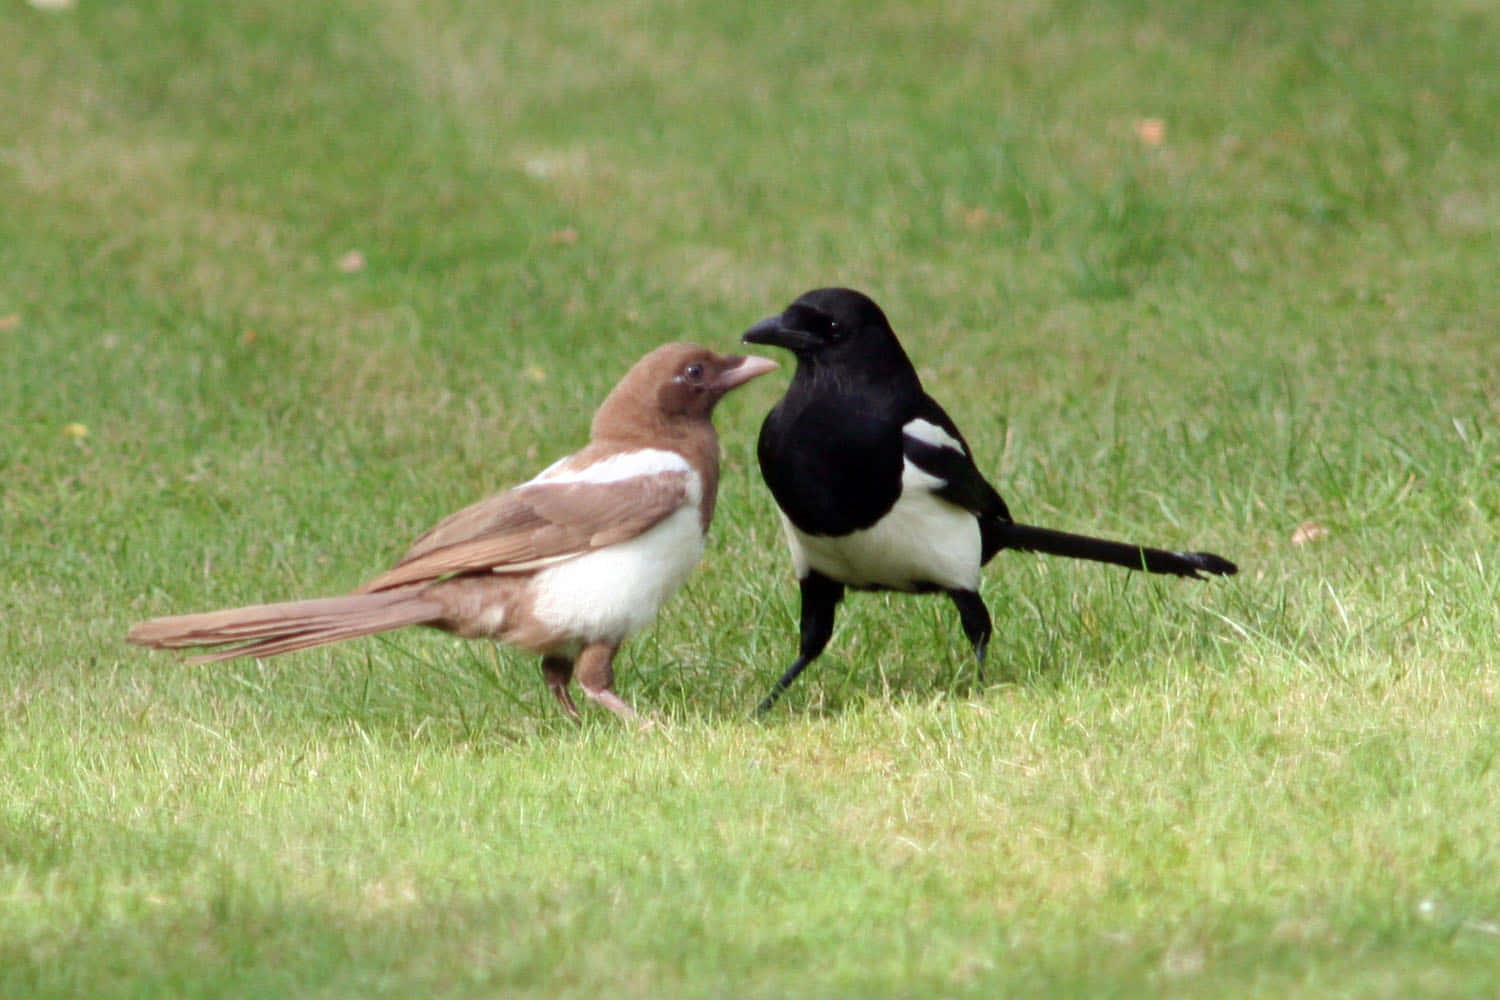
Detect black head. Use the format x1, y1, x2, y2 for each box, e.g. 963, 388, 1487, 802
741, 288, 913, 378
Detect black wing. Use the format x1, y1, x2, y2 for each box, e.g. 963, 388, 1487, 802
901, 394, 1011, 523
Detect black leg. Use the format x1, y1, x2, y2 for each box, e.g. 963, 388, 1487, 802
541, 655, 579, 721
758, 572, 844, 713
947, 588, 992, 680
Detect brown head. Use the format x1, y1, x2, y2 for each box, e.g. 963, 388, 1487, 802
586, 343, 777, 529
589, 343, 777, 446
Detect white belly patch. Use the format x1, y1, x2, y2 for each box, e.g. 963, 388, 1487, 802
780, 459, 981, 592
530, 502, 705, 643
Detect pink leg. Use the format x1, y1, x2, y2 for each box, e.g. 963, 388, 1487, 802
574, 643, 642, 722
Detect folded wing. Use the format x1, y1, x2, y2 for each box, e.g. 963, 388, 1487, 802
900, 396, 1011, 522
359, 471, 694, 592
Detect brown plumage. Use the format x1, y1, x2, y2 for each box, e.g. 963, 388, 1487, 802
128, 343, 777, 722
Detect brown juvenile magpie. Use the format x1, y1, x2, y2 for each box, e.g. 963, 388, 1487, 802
742, 287, 1236, 711
128, 343, 777, 722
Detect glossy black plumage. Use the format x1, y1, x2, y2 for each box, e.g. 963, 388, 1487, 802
744, 287, 1237, 711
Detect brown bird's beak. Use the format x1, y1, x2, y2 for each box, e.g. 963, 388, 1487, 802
713, 354, 779, 392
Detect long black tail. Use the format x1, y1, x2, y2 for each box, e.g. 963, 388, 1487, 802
993, 522, 1237, 579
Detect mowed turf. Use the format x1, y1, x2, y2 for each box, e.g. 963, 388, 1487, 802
2, 0, 1498, 996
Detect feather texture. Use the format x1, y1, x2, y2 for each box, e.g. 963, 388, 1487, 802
127, 588, 442, 661
125, 345, 777, 721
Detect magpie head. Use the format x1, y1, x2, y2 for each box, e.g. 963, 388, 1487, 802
592, 343, 778, 439
741, 288, 906, 372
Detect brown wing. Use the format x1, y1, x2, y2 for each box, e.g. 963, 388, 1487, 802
358, 471, 693, 593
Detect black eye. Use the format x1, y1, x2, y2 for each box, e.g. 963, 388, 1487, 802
805, 311, 841, 340
683, 362, 704, 381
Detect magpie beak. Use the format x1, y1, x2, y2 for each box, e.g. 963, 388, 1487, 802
742, 316, 819, 353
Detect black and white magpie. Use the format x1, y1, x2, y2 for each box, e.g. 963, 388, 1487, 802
742, 287, 1237, 711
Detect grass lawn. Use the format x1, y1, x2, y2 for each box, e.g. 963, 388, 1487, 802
3, 0, 1498, 995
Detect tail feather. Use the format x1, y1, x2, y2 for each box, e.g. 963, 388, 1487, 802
128, 589, 443, 662
994, 522, 1237, 579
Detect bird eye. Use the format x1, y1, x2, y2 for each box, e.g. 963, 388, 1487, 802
683, 363, 704, 381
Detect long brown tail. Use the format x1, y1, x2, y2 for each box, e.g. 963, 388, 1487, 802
127, 588, 443, 663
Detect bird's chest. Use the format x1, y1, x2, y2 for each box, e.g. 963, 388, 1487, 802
758, 402, 904, 536
529, 504, 705, 643
775, 464, 982, 592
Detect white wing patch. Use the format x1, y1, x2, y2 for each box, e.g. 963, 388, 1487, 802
532, 448, 693, 487
901, 456, 947, 492
903, 418, 966, 455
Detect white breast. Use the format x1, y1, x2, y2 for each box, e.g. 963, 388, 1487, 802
780, 459, 981, 592
529, 471, 706, 644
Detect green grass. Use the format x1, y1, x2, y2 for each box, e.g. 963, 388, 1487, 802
3, 0, 1499, 995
